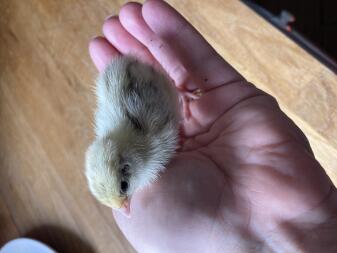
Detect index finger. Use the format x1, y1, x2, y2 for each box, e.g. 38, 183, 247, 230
142, 0, 244, 90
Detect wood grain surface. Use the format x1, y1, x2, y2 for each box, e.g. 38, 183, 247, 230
0, 0, 336, 252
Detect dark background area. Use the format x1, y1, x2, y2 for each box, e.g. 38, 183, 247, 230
250, 0, 337, 62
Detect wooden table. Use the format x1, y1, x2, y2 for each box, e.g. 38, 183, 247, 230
1, 0, 336, 252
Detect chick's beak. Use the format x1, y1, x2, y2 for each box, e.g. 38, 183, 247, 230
106, 196, 130, 217
118, 199, 130, 218
105, 196, 126, 209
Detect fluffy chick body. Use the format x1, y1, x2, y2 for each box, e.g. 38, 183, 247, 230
85, 56, 179, 209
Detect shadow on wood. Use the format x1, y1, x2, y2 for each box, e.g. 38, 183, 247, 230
24, 225, 95, 253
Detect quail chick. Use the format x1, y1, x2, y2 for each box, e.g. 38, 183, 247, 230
85, 56, 180, 214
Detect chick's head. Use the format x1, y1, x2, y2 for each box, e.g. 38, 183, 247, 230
85, 136, 133, 209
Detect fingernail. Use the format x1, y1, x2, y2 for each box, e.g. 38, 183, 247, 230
105, 14, 115, 21
90, 35, 100, 41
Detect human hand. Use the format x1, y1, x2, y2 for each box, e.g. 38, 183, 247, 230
89, 1, 337, 252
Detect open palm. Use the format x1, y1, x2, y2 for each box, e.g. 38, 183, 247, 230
89, 1, 336, 252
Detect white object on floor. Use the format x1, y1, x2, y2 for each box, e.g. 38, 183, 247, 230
0, 238, 56, 253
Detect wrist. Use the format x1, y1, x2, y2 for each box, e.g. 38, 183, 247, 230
263, 186, 337, 253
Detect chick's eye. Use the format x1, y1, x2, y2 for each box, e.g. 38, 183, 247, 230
121, 164, 129, 174
120, 181, 128, 194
